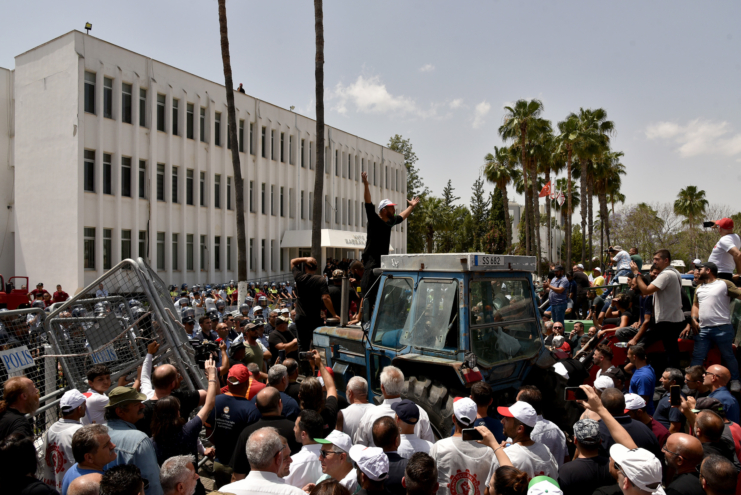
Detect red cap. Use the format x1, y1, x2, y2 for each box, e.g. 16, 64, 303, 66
713, 218, 734, 230
227, 364, 250, 385
317, 366, 334, 378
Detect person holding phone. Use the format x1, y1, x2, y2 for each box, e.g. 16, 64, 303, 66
624, 394, 669, 448
653, 368, 687, 434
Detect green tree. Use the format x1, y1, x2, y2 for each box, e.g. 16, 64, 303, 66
388, 134, 428, 253
485, 188, 508, 253
419, 196, 446, 253
469, 176, 491, 252
674, 185, 709, 258
483, 146, 519, 253
438, 180, 460, 252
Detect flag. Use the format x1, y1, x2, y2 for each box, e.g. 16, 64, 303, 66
550, 188, 557, 200
557, 191, 565, 207
538, 181, 552, 198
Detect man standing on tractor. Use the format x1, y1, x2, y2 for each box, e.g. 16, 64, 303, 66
290, 257, 338, 361
706, 218, 741, 283
360, 171, 420, 314
543, 265, 569, 325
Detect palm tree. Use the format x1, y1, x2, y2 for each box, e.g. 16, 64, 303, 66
311, 0, 325, 261
527, 121, 553, 264
546, 142, 567, 262
593, 151, 626, 257
674, 185, 708, 258
483, 146, 517, 253
419, 197, 446, 253
218, 0, 247, 283
499, 99, 545, 259
550, 177, 579, 262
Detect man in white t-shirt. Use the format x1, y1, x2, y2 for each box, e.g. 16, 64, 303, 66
392, 400, 433, 458
80, 365, 111, 425
429, 398, 497, 495
631, 249, 684, 369
707, 217, 741, 283
338, 377, 375, 441
492, 401, 558, 479
688, 261, 741, 392
517, 386, 568, 468
41, 390, 86, 491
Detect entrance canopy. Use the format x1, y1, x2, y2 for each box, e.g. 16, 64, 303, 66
280, 229, 394, 252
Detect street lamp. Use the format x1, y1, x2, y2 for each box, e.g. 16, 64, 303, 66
85, 22, 92, 35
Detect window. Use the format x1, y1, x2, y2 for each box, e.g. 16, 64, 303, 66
362, 158, 365, 174
250, 238, 254, 271
335, 197, 339, 224
386, 166, 389, 189
200, 172, 206, 206
200, 107, 206, 142
172, 98, 179, 136
325, 195, 330, 222
200, 235, 207, 270
84, 150, 95, 192
84, 72, 95, 114
261, 239, 266, 270
186, 169, 194, 205
348, 154, 352, 180
172, 166, 179, 203
157, 164, 165, 201
139, 88, 147, 127
356, 157, 360, 182
157, 232, 165, 270
157, 94, 166, 132
289, 188, 294, 218
309, 192, 313, 220
280, 247, 284, 271
214, 236, 221, 270
396, 169, 399, 191
371, 277, 413, 347
122, 83, 132, 124
227, 177, 232, 210
289, 135, 293, 164
103, 229, 112, 269
227, 237, 232, 271
227, 121, 231, 149
187, 103, 194, 139
249, 181, 255, 212
103, 77, 113, 119
261, 127, 266, 158
348, 199, 352, 226
187, 234, 194, 270
121, 157, 131, 197
103, 153, 112, 195
172, 233, 179, 270
271, 185, 275, 216
84, 228, 95, 269
280, 187, 285, 217
301, 139, 306, 168
121, 230, 131, 260
357, 200, 360, 226
139, 160, 146, 198
309, 141, 313, 169
239, 120, 245, 152
271, 240, 276, 271
374, 162, 378, 186
335, 150, 339, 176
139, 231, 147, 259
280, 132, 285, 162
301, 190, 305, 219
214, 174, 221, 208
271, 130, 275, 160
214, 112, 221, 146
261, 183, 266, 214
250, 123, 255, 155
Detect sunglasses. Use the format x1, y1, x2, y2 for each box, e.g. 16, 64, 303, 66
662, 445, 682, 459
320, 450, 343, 458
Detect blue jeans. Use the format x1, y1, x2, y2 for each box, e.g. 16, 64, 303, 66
551, 303, 567, 324
691, 323, 740, 380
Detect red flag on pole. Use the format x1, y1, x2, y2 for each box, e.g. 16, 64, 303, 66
539, 181, 552, 198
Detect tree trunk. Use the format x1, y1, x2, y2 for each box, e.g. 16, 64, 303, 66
502, 185, 511, 254
522, 166, 531, 255
218, 0, 247, 285
600, 210, 604, 272
580, 159, 587, 266
520, 126, 531, 256
566, 148, 573, 266
587, 175, 593, 269
311, 0, 325, 262
600, 193, 611, 251
531, 157, 541, 276
545, 166, 551, 263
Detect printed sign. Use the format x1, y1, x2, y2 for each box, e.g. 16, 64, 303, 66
90, 345, 118, 364
0, 346, 36, 373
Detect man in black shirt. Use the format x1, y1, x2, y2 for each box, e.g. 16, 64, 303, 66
0, 377, 38, 439
558, 418, 615, 495
359, 171, 419, 313
597, 388, 661, 460
291, 257, 337, 354
663, 433, 705, 495
572, 265, 591, 318
267, 315, 299, 362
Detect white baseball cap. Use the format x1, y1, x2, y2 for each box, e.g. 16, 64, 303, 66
349, 445, 389, 481
497, 401, 537, 427
553, 362, 570, 379
577, 264, 584, 269
60, 389, 87, 413
609, 444, 665, 494
280, 308, 290, 314
693, 259, 702, 265
453, 397, 477, 427
527, 477, 562, 495
378, 199, 397, 213
594, 375, 615, 391
624, 393, 647, 413
593, 267, 601, 272
315, 429, 353, 453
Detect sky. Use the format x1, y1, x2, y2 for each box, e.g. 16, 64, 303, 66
2, 1, 740, 220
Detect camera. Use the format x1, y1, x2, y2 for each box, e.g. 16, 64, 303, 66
189, 340, 219, 369
298, 351, 313, 361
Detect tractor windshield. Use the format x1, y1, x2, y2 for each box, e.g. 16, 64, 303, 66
469, 278, 541, 367
399, 279, 459, 350
372, 277, 413, 348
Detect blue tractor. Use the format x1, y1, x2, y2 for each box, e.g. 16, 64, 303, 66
313, 253, 560, 437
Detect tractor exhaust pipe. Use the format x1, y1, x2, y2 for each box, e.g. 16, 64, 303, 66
340, 273, 349, 327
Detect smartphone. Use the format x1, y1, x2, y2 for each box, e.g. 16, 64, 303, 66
565, 387, 588, 401
461, 428, 483, 441
298, 351, 312, 361
670, 385, 681, 406
279, 349, 286, 361
703, 221, 716, 228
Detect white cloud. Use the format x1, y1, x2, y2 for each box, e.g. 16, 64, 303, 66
472, 100, 491, 129
645, 119, 741, 157
419, 64, 435, 72
330, 75, 445, 119
449, 98, 463, 109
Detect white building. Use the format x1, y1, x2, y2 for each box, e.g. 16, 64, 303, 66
0, 31, 407, 292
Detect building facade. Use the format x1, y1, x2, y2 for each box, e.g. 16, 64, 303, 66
2, 31, 406, 292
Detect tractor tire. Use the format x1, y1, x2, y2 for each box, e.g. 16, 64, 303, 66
402, 376, 456, 439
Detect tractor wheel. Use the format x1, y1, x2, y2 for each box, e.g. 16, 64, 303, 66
402, 376, 456, 439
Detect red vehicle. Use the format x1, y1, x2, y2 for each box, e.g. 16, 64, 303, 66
0, 275, 30, 310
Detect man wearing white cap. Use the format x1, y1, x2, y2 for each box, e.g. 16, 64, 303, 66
359, 171, 420, 313
315, 430, 358, 494
624, 394, 669, 448
349, 445, 391, 495
41, 390, 86, 491
429, 397, 497, 495
493, 401, 558, 479
581, 376, 615, 421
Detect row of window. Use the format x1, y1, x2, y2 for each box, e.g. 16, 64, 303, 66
83, 71, 403, 191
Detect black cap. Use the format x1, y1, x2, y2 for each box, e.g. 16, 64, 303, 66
390, 399, 420, 424
697, 261, 718, 275
182, 316, 195, 325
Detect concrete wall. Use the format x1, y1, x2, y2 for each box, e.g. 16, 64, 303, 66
0, 68, 14, 281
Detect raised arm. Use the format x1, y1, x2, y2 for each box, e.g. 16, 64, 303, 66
314, 350, 337, 399
398, 197, 420, 221
631, 262, 659, 295
197, 358, 220, 423
140, 341, 160, 398
291, 257, 317, 269
362, 172, 372, 203
579, 385, 637, 450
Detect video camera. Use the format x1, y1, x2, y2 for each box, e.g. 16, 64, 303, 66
189, 340, 219, 369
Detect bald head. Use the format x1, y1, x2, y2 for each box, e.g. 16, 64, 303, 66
696, 411, 725, 443
707, 365, 730, 386
665, 433, 704, 472
255, 387, 281, 415
68, 472, 103, 495
151, 364, 177, 391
